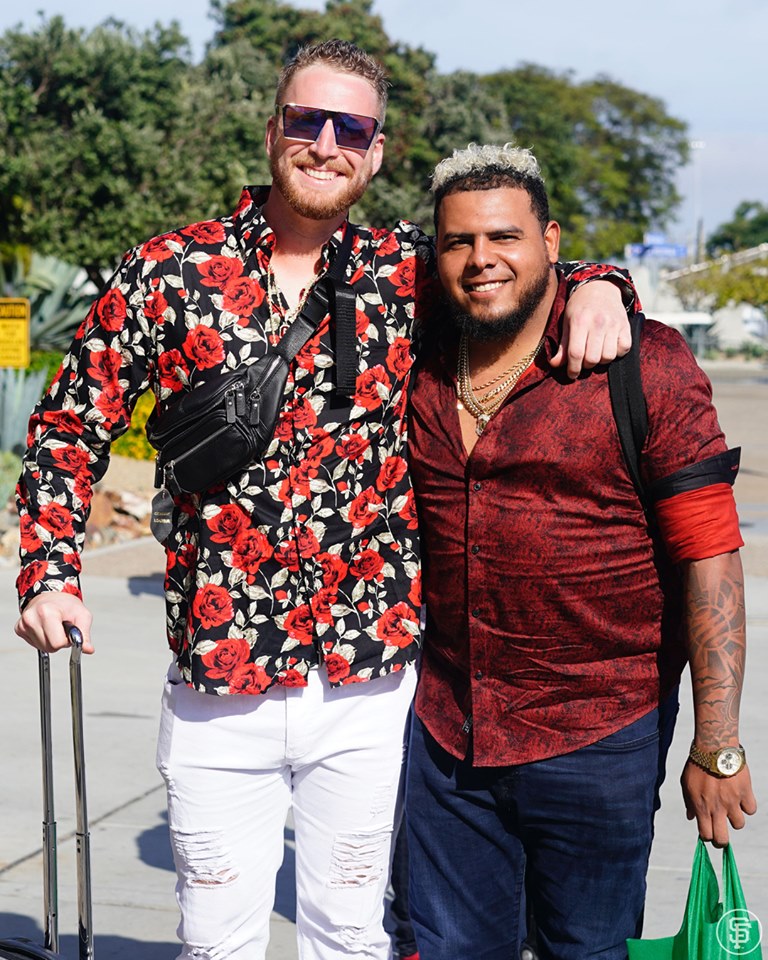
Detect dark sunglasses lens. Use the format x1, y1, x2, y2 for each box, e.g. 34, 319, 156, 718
283, 105, 326, 141
282, 105, 378, 150
334, 113, 378, 150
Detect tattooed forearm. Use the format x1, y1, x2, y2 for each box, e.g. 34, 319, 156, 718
684, 551, 746, 750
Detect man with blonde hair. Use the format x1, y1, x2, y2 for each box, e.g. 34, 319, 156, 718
406, 143, 755, 960
16, 45, 635, 959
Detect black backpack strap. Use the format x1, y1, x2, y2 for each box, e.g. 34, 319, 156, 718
274, 224, 357, 395
608, 312, 650, 514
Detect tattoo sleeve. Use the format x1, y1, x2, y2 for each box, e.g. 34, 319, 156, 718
684, 551, 746, 749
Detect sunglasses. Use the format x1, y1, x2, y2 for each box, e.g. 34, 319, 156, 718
278, 103, 381, 152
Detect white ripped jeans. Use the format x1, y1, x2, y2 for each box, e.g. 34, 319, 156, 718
156, 663, 417, 960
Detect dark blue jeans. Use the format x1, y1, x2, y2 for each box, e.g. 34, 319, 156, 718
406, 693, 678, 960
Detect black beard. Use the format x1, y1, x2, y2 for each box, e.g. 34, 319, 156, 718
445, 265, 552, 343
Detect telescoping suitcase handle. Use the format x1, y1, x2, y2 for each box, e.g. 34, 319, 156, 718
39, 624, 94, 960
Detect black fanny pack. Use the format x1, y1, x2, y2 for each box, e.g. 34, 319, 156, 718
146, 227, 355, 541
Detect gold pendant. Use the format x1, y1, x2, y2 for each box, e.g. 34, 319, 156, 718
476, 415, 489, 436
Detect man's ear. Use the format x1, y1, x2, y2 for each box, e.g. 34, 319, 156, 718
369, 132, 386, 177
544, 220, 561, 264
265, 114, 277, 154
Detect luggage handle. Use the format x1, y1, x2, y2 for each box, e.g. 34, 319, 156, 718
37, 624, 94, 960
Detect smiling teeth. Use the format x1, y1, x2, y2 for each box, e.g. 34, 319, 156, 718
470, 281, 504, 291
304, 169, 338, 180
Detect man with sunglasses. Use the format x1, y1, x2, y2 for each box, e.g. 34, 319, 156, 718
15, 39, 636, 960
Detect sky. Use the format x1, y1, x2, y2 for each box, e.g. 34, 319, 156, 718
2, 0, 766, 251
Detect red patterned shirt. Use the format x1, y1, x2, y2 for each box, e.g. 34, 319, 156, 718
17, 188, 633, 697
409, 279, 742, 765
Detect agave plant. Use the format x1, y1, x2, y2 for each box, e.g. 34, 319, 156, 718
0, 365, 50, 455
0, 250, 97, 352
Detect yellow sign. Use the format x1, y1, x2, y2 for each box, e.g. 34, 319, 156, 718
0, 298, 31, 368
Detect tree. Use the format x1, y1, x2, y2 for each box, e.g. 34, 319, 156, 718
706, 202, 768, 257
0, 17, 199, 284
1, 1, 691, 269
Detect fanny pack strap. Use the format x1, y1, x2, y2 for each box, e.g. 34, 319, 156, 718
274, 224, 356, 395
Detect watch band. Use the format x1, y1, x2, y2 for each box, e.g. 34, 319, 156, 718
688, 741, 746, 777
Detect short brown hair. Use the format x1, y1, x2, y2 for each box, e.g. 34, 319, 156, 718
276, 39, 389, 123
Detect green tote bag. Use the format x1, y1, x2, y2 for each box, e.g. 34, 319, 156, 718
628, 840, 762, 959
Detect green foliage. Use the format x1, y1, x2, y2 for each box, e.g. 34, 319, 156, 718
0, 1, 690, 268
0, 366, 50, 454
706, 202, 768, 257
0, 250, 97, 351
112, 389, 156, 461
672, 258, 768, 317
0, 449, 22, 508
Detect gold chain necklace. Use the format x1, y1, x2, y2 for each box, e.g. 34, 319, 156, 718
266, 267, 315, 344
456, 334, 543, 436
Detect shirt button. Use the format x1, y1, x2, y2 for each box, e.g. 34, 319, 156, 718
473, 482, 482, 492
474, 671, 483, 680
471, 608, 480, 618
471, 544, 480, 555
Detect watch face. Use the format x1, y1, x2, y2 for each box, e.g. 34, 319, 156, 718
716, 748, 743, 776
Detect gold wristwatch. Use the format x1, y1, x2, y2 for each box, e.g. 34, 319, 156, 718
688, 741, 746, 778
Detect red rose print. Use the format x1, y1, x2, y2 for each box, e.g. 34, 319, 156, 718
284, 604, 314, 645
222, 276, 265, 318
350, 549, 384, 581
336, 433, 370, 462
175, 542, 197, 569
274, 539, 300, 571
158, 349, 189, 392
283, 459, 318, 504
398, 488, 419, 530
374, 232, 399, 257
385, 259, 415, 297
94, 383, 125, 427
182, 221, 227, 245
310, 587, 336, 625
316, 552, 348, 589
206, 504, 248, 544
19, 514, 43, 552
192, 583, 233, 629
201, 637, 250, 679
45, 410, 85, 437
140, 234, 184, 263
52, 446, 90, 475
375, 602, 418, 648
354, 365, 390, 411
385, 337, 413, 379
356, 309, 371, 341
228, 663, 270, 694
17, 560, 48, 596
376, 455, 407, 491
38, 502, 75, 538
280, 668, 307, 687
292, 397, 318, 431
324, 653, 351, 683
347, 487, 383, 529
144, 290, 169, 323
296, 338, 321, 373
295, 525, 320, 559
97, 289, 127, 333
408, 570, 422, 608
183, 325, 225, 370
231, 528, 273, 580
305, 429, 334, 466
197, 256, 244, 289
87, 347, 122, 384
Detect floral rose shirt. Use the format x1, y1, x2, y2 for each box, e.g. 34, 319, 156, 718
17, 186, 633, 696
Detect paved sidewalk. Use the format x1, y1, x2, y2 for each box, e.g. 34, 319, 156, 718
0, 363, 766, 958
